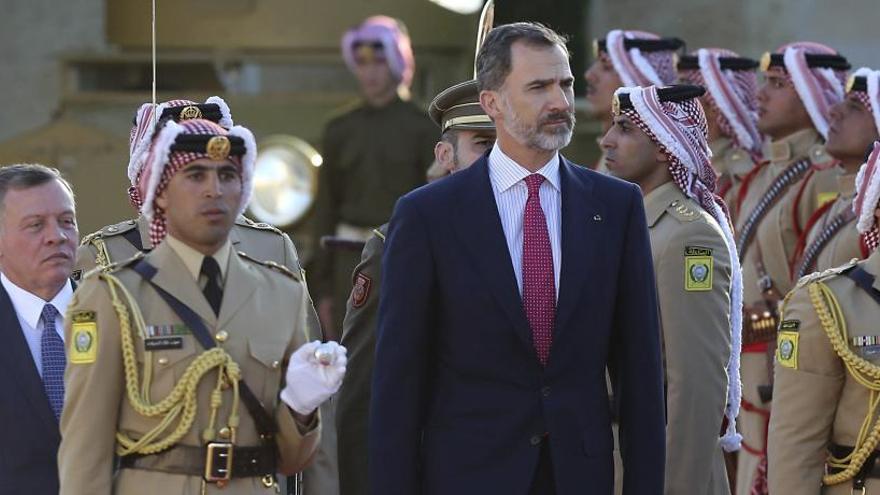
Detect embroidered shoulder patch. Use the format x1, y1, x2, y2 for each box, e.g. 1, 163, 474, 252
684, 246, 713, 291
69, 311, 98, 364
777, 328, 799, 369
351, 272, 372, 308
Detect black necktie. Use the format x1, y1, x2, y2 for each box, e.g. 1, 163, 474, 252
200, 256, 223, 316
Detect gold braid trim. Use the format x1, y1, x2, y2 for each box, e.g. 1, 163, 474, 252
91, 237, 112, 270
99, 272, 242, 456
808, 282, 880, 485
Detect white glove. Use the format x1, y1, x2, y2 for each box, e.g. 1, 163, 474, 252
280, 340, 347, 415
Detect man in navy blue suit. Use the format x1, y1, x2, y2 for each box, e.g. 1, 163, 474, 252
0, 164, 79, 494
369, 22, 666, 495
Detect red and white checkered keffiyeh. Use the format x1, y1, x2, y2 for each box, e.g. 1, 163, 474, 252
606, 30, 679, 88
774, 42, 848, 139
138, 118, 256, 246
679, 48, 762, 160
849, 67, 880, 137
342, 16, 415, 89
616, 84, 744, 452
854, 141, 880, 251
127, 96, 233, 210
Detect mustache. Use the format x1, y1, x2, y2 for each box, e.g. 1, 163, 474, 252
539, 111, 576, 128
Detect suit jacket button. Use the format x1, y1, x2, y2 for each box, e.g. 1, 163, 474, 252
530, 435, 542, 446
541, 386, 551, 398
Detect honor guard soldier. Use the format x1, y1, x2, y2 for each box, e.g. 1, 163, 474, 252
58, 119, 347, 494
310, 16, 437, 337
678, 49, 763, 223
75, 97, 320, 341
792, 68, 880, 278
768, 140, 880, 494
584, 29, 684, 172
335, 78, 495, 495
735, 42, 850, 495
603, 84, 742, 495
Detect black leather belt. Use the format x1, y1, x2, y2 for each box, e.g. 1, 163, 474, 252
119, 444, 276, 480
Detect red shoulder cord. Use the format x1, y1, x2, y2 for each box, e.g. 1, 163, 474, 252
736, 160, 770, 217
788, 199, 835, 277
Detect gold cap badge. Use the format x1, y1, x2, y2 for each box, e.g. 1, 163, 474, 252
206, 136, 231, 161
179, 105, 203, 120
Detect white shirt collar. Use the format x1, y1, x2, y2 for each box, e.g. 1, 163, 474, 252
1, 273, 73, 329
488, 142, 561, 193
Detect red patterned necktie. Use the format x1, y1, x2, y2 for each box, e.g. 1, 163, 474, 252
522, 173, 555, 366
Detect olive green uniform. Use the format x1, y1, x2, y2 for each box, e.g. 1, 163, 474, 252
335, 225, 386, 495
768, 250, 880, 493
310, 97, 436, 333
735, 128, 840, 494
59, 239, 320, 494
645, 182, 733, 495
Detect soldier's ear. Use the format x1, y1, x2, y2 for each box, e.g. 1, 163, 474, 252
654, 147, 669, 164
155, 191, 169, 211
434, 141, 455, 173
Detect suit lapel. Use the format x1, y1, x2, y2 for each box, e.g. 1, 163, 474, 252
147, 242, 218, 328
0, 283, 58, 430
453, 157, 534, 350
217, 252, 258, 329
553, 160, 605, 338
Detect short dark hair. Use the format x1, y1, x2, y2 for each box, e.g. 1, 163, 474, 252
440, 129, 459, 152
0, 164, 74, 218
476, 22, 570, 92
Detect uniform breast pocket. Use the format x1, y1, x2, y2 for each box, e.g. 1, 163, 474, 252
137, 333, 200, 399
246, 336, 288, 406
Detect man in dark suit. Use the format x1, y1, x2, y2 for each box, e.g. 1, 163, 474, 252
369, 22, 666, 495
0, 164, 79, 494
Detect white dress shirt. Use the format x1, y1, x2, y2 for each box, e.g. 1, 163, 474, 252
1, 273, 72, 377
488, 143, 562, 298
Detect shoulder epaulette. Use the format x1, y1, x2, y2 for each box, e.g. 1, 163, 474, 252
236, 251, 301, 281
82, 251, 146, 280
235, 217, 283, 235
793, 257, 860, 290
666, 199, 700, 223
80, 219, 138, 247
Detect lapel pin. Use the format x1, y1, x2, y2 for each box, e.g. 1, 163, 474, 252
593, 214, 602, 221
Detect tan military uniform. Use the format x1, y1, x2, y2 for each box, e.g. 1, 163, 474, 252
59, 238, 321, 495
76, 214, 322, 342
711, 137, 758, 224
735, 127, 840, 493
795, 172, 862, 276
768, 251, 880, 494
335, 225, 385, 495
643, 182, 732, 495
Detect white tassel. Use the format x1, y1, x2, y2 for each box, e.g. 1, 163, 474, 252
206, 96, 234, 129
227, 125, 257, 217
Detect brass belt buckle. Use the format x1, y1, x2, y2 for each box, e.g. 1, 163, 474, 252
205, 441, 235, 483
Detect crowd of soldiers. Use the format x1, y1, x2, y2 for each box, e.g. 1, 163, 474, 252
3, 10, 880, 495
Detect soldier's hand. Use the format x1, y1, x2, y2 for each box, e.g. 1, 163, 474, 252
280, 340, 347, 415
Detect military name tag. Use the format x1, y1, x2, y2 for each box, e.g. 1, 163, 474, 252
144, 336, 184, 351
684, 246, 713, 291
777, 330, 799, 369
70, 311, 98, 364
